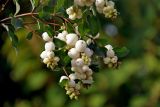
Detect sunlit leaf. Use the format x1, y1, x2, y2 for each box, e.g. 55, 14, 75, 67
54, 0, 65, 12
13, 0, 20, 16
2, 24, 18, 49
53, 38, 66, 48
59, 78, 69, 87
26, 32, 33, 40
114, 47, 129, 58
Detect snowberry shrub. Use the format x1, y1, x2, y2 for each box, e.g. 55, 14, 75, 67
1, 0, 129, 100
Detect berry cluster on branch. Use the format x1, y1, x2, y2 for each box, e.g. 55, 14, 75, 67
0, 0, 128, 100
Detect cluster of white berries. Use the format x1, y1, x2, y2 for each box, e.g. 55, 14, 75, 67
95, 0, 118, 19
60, 75, 81, 100
57, 29, 94, 99
66, 0, 117, 20
103, 44, 118, 68
69, 40, 93, 85
40, 32, 60, 70
74, 0, 95, 7
56, 30, 79, 48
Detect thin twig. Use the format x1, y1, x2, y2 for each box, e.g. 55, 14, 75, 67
63, 67, 69, 77
31, 15, 61, 26
0, 12, 38, 23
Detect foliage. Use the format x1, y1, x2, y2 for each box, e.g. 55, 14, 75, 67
0, 0, 160, 106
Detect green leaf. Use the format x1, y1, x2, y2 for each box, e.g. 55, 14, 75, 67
30, 0, 39, 10
26, 32, 33, 40
89, 64, 99, 72
53, 38, 66, 48
87, 15, 101, 36
54, 50, 71, 66
95, 38, 108, 47
38, 10, 52, 20
59, 78, 69, 87
13, 0, 20, 16
37, 21, 55, 37
45, 25, 55, 37
30, 0, 35, 10
54, 0, 65, 12
63, 56, 71, 66
66, 23, 74, 33
78, 19, 90, 37
2, 24, 19, 49
114, 47, 129, 58
88, 43, 105, 57
11, 17, 23, 30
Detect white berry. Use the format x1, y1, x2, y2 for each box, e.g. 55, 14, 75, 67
42, 32, 52, 42
107, 49, 115, 57
105, 44, 113, 50
69, 73, 77, 80
68, 48, 80, 59
40, 51, 48, 59
76, 58, 84, 67
75, 40, 87, 52
45, 41, 55, 51
82, 65, 90, 72
84, 48, 93, 57
68, 80, 76, 87
111, 56, 118, 63
66, 33, 78, 47
47, 51, 55, 58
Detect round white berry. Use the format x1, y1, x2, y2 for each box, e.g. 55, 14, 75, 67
40, 51, 48, 59
86, 69, 93, 76
111, 56, 118, 63
74, 0, 84, 6
57, 33, 66, 41
96, 6, 103, 13
84, 48, 93, 57
105, 44, 113, 50
47, 51, 55, 58
68, 80, 76, 87
76, 58, 84, 67
75, 40, 87, 52
68, 48, 80, 59
106, 1, 115, 7
45, 41, 55, 51
96, 0, 105, 7
62, 30, 68, 36
42, 32, 52, 42
82, 65, 90, 72
103, 57, 111, 64
69, 73, 77, 80
66, 33, 78, 47
107, 49, 115, 57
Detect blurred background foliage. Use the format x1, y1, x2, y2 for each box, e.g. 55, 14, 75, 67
0, 0, 160, 107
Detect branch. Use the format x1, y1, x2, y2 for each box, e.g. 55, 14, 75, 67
63, 67, 69, 78
0, 12, 71, 24
0, 12, 38, 23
